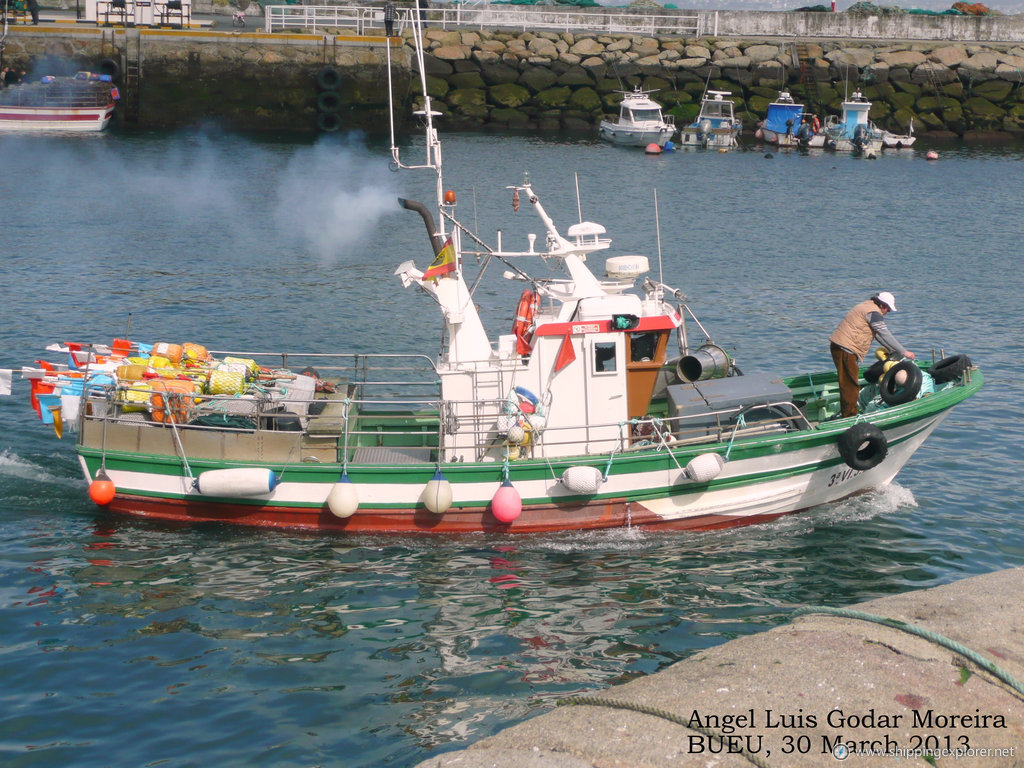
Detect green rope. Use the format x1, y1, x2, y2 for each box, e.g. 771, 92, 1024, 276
557, 696, 772, 768
723, 414, 746, 461
793, 606, 1024, 697
601, 424, 628, 481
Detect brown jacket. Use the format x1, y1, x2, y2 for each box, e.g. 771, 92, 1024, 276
830, 299, 879, 361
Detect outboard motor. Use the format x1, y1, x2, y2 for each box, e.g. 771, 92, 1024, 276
796, 122, 812, 147
698, 118, 712, 147
785, 118, 794, 137
852, 123, 868, 152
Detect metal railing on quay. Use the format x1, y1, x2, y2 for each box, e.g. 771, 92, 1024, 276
263, 3, 704, 38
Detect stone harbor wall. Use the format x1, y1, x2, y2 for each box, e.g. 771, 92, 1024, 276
410, 29, 1024, 139
2, 23, 1024, 137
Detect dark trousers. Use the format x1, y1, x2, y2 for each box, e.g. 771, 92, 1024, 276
830, 342, 861, 418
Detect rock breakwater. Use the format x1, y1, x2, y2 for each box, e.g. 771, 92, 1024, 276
409, 29, 1024, 139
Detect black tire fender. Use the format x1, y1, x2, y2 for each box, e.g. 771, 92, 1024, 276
99, 58, 121, 81
863, 359, 886, 384
837, 423, 888, 471
316, 90, 341, 114
929, 354, 971, 384
879, 360, 923, 406
316, 111, 341, 133
315, 66, 341, 91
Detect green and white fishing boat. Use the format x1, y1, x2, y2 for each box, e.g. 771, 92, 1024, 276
1, 21, 981, 535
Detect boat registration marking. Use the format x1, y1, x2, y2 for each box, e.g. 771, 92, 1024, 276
827, 467, 861, 487
571, 323, 601, 334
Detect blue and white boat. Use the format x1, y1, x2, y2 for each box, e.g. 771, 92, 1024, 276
823, 91, 884, 156
678, 90, 741, 149
758, 90, 824, 148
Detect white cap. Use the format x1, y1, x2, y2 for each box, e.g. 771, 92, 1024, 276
876, 291, 897, 312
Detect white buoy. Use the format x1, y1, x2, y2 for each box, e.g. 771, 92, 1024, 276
560, 465, 604, 495
496, 413, 517, 435
506, 423, 526, 444
194, 467, 279, 497
421, 470, 453, 515
685, 453, 725, 483
327, 473, 359, 518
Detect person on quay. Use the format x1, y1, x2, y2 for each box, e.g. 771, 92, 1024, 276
383, 0, 396, 36
829, 291, 915, 418
26, 0, 39, 24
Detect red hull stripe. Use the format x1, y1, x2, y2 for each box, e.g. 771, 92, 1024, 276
101, 493, 791, 535
0, 107, 113, 122
534, 313, 680, 337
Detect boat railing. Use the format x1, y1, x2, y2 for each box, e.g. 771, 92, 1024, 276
263, 4, 703, 38
204, 350, 440, 398
0, 84, 114, 109
78, 373, 809, 465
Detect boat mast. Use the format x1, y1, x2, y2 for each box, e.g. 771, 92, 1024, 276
387, 13, 446, 242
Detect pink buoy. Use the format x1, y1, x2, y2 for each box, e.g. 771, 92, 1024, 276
644, 143, 661, 155
491, 479, 522, 524
926, 151, 939, 160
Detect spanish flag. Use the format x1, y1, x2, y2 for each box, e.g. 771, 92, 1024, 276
422, 236, 456, 281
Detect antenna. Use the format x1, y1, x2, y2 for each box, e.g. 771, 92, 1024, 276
574, 172, 582, 224
386, 38, 396, 159
654, 189, 663, 287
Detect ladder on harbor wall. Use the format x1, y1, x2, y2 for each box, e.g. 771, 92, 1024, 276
793, 42, 826, 119
123, 28, 142, 124
99, 27, 141, 124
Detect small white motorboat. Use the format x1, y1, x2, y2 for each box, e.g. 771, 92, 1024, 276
598, 87, 676, 148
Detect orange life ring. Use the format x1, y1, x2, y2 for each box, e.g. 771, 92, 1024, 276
810, 115, 821, 133
512, 289, 539, 356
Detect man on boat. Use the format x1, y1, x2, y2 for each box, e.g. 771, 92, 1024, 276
829, 292, 915, 418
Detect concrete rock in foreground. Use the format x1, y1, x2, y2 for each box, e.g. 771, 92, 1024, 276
418, 567, 1024, 768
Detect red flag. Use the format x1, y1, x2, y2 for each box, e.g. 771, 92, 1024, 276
554, 332, 576, 372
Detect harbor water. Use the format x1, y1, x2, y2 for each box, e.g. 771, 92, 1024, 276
1, 128, 1022, 767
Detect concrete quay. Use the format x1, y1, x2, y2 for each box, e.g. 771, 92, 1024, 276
417, 567, 1024, 768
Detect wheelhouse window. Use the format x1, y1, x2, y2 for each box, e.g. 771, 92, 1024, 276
630, 109, 661, 122
594, 342, 617, 373
629, 332, 658, 363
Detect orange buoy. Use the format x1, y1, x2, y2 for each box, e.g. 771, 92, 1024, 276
88, 469, 116, 506
926, 151, 939, 160
644, 143, 662, 155
444, 190, 457, 205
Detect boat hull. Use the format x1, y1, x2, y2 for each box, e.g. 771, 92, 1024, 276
882, 135, 916, 149
76, 391, 966, 535
761, 128, 825, 148
827, 137, 883, 155
598, 121, 675, 147
678, 128, 739, 148
0, 104, 115, 132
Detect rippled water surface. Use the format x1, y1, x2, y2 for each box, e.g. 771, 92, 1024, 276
1, 128, 1022, 767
